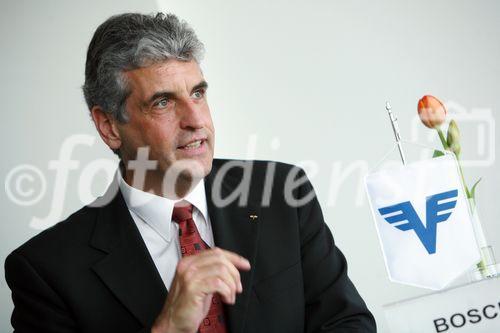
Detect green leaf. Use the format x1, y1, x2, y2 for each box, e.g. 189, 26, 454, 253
432, 150, 445, 158
469, 178, 482, 200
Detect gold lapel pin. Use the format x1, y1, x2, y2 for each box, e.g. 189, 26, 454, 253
249, 214, 258, 221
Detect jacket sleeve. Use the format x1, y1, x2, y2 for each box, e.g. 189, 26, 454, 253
294, 168, 377, 332
4, 250, 78, 333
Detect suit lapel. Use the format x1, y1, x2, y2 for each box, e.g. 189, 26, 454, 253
90, 187, 167, 328
205, 160, 262, 333
88, 159, 261, 332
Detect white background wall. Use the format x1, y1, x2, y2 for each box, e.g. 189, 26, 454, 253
1, 0, 499, 332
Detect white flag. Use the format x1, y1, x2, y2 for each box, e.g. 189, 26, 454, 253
365, 154, 480, 290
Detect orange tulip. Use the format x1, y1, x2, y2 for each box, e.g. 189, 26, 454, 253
417, 95, 447, 129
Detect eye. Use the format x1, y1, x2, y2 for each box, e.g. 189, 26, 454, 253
154, 97, 170, 108
192, 89, 205, 100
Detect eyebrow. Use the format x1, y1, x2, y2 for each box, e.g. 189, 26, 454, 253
145, 80, 209, 105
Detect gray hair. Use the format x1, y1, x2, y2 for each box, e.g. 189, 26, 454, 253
82, 13, 205, 123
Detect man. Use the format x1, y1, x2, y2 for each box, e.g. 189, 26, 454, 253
5, 13, 376, 333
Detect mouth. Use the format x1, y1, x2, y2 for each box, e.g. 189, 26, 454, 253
176, 138, 208, 157
177, 139, 205, 150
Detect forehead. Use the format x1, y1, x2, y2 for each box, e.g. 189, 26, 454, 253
125, 59, 203, 97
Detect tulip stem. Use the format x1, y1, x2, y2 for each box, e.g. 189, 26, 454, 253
457, 157, 471, 199
436, 127, 449, 150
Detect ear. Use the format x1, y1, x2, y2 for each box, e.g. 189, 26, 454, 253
90, 106, 122, 151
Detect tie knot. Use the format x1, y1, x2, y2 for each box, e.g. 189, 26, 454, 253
172, 202, 193, 223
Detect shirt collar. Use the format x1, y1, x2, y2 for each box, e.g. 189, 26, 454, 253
116, 168, 209, 243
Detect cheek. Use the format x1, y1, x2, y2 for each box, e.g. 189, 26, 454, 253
207, 117, 215, 133
146, 126, 177, 150
125, 120, 176, 152
118, 126, 142, 155
203, 107, 215, 132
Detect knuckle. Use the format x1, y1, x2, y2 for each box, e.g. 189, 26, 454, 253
213, 277, 223, 288
185, 281, 196, 294
184, 266, 197, 280
175, 266, 184, 277
176, 258, 188, 273
216, 263, 228, 273
180, 273, 190, 285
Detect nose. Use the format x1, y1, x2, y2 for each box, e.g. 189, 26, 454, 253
178, 99, 204, 130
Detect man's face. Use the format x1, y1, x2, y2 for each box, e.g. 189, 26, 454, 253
117, 59, 215, 180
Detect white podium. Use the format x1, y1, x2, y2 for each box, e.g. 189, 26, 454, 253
384, 276, 500, 333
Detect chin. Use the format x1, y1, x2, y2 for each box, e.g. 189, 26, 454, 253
193, 156, 213, 178
167, 156, 212, 181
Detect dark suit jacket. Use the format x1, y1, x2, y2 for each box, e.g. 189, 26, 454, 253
5, 159, 376, 332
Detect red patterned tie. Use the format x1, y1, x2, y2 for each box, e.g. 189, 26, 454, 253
172, 203, 228, 333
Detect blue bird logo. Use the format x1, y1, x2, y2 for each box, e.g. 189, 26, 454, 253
378, 189, 458, 254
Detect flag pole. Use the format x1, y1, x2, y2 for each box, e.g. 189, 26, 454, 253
386, 101, 407, 165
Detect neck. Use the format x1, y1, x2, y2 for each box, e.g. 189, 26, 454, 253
120, 161, 202, 199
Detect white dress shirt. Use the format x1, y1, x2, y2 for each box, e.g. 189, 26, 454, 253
117, 171, 215, 290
